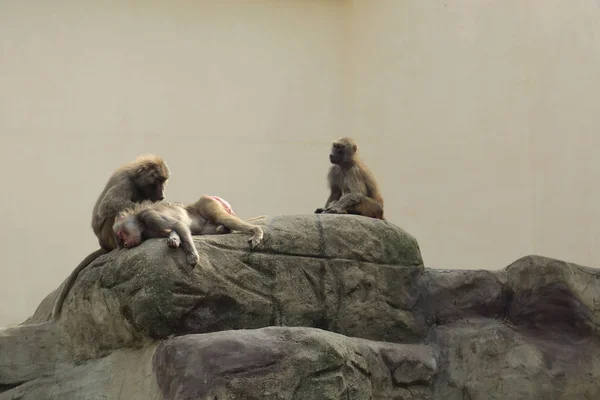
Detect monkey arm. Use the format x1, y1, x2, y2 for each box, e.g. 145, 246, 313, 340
169, 222, 199, 266
315, 190, 341, 214
324, 190, 341, 208
142, 212, 198, 266
324, 168, 342, 208
315, 186, 342, 212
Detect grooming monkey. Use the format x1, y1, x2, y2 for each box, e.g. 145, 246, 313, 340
51, 154, 171, 319
315, 137, 384, 219
112, 195, 264, 266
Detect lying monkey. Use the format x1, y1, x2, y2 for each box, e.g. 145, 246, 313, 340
112, 195, 264, 265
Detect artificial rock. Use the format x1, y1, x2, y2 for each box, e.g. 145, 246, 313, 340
1, 214, 598, 399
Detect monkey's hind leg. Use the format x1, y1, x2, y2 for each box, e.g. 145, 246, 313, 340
216, 215, 265, 234
219, 215, 264, 248
349, 198, 384, 220
324, 193, 383, 219
194, 195, 264, 248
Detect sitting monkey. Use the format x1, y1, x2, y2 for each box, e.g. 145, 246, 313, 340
315, 137, 384, 219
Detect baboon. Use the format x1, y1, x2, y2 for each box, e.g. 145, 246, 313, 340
51, 154, 171, 320
315, 137, 384, 219
92, 154, 171, 251
112, 195, 264, 266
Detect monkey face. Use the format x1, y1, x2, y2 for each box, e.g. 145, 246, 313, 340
329, 138, 358, 165
135, 163, 169, 202
117, 229, 141, 248
329, 144, 342, 164
136, 173, 167, 201
329, 143, 354, 165
114, 218, 143, 249
144, 180, 166, 202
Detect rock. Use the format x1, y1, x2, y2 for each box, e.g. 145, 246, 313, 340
31, 214, 425, 361
154, 327, 437, 400
1, 215, 600, 399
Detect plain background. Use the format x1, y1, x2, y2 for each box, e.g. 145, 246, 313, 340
1, 0, 599, 326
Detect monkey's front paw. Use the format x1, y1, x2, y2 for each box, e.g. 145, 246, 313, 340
314, 208, 325, 214
167, 236, 181, 248
323, 208, 346, 214
187, 251, 200, 266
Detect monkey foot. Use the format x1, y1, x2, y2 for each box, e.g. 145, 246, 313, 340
186, 251, 200, 266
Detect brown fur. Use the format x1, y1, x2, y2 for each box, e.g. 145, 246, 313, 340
51, 154, 171, 320
92, 154, 171, 251
315, 137, 384, 219
112, 195, 264, 266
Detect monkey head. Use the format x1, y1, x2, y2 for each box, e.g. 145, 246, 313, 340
132, 154, 171, 201
113, 211, 143, 249
329, 137, 357, 166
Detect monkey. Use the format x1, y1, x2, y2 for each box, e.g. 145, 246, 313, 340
51, 154, 171, 320
314, 137, 384, 219
92, 154, 171, 251
112, 194, 264, 266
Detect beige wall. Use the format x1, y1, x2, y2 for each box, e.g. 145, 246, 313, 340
521, 0, 600, 267
346, 0, 600, 270
1, 0, 599, 326
346, 0, 533, 270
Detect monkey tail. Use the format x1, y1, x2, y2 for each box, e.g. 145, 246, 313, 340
51, 248, 108, 320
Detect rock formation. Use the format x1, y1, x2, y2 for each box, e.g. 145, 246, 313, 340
1, 214, 599, 399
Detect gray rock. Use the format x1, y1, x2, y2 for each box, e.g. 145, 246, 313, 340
1, 215, 599, 399
154, 327, 437, 400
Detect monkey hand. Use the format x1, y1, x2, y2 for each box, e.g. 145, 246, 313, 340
314, 208, 325, 214
215, 224, 228, 234
186, 250, 200, 266
167, 236, 181, 248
